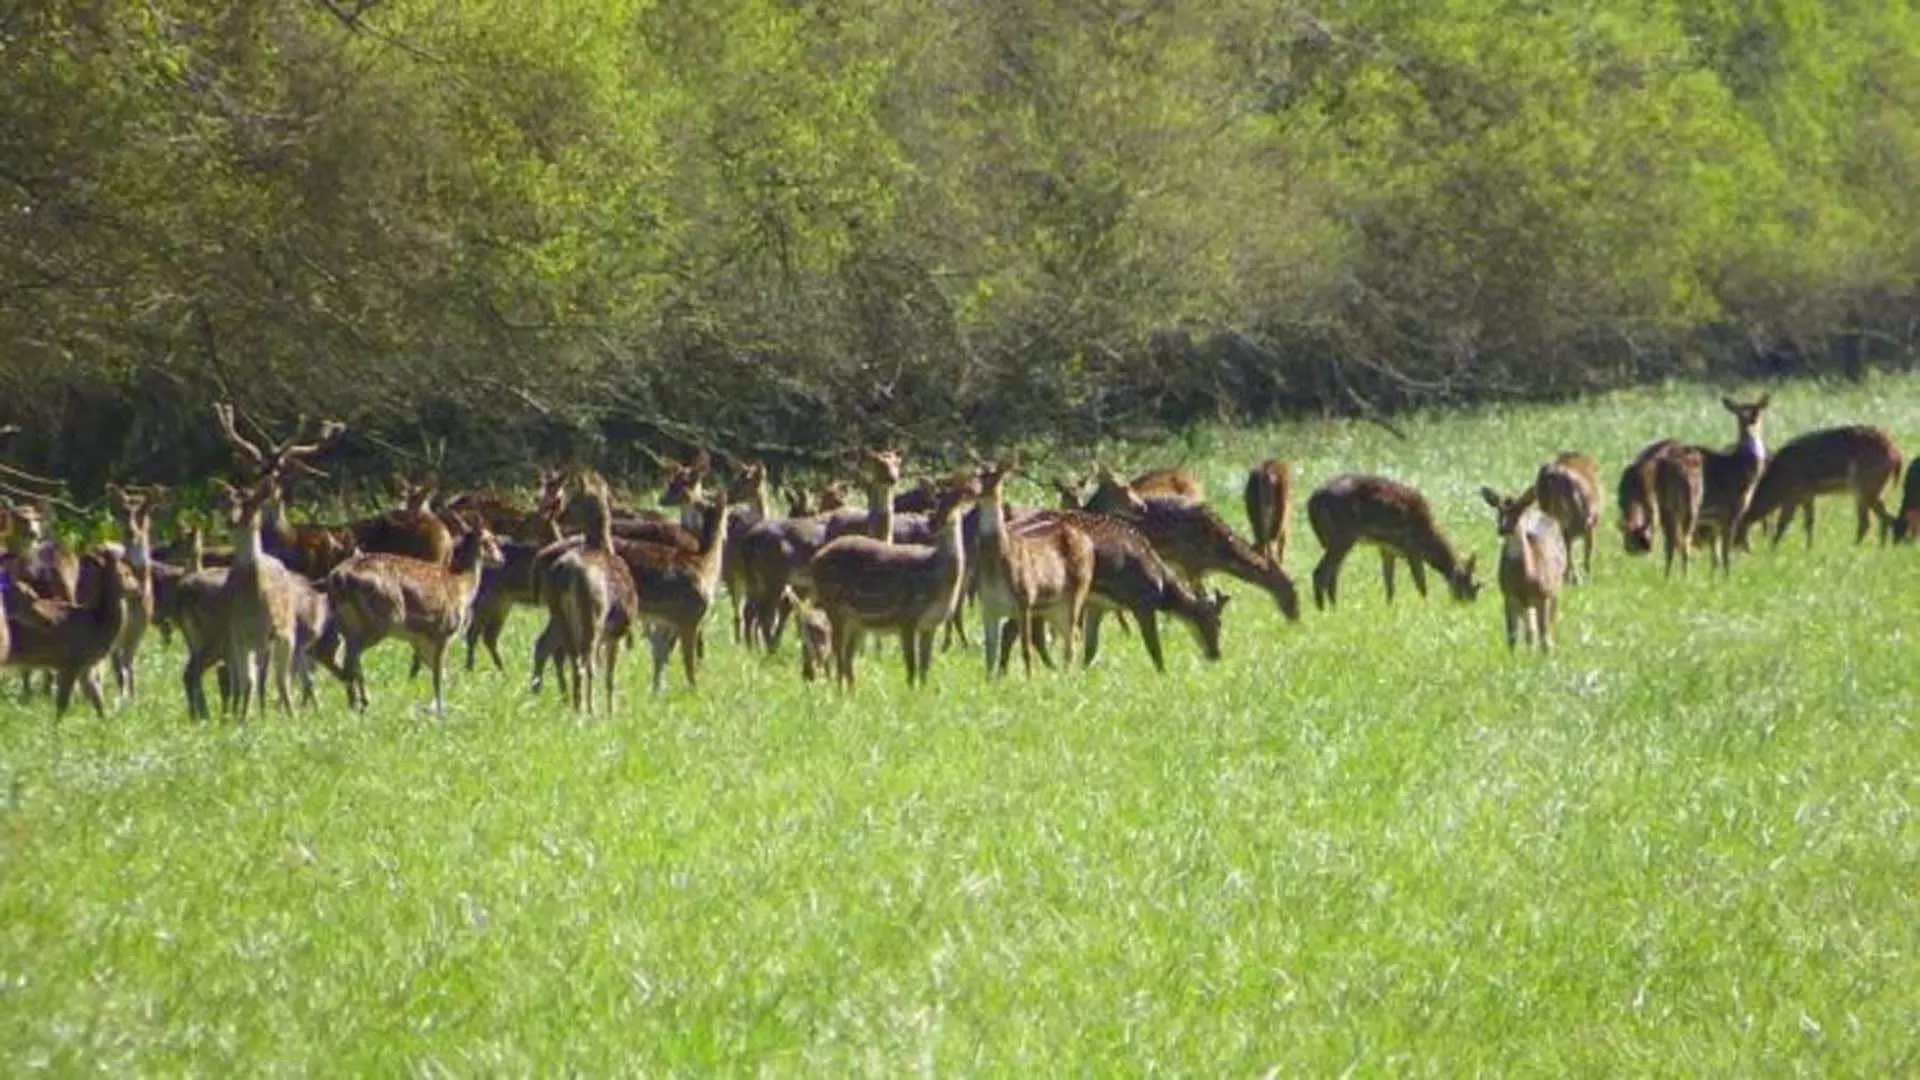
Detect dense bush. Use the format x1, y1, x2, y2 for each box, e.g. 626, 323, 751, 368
3, 0, 1916, 491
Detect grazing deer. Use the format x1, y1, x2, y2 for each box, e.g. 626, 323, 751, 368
1088, 471, 1301, 621
1061, 463, 1206, 507
614, 491, 731, 693
327, 519, 504, 714
1244, 459, 1293, 567
974, 462, 1095, 678
1007, 507, 1229, 673
735, 512, 831, 652
540, 473, 638, 714
1534, 451, 1600, 583
1735, 425, 1902, 549
1306, 475, 1480, 610
1892, 459, 1920, 543
1686, 395, 1771, 574
1617, 439, 1683, 555
1652, 448, 1705, 578
1481, 486, 1567, 652
809, 475, 977, 690
2, 547, 129, 718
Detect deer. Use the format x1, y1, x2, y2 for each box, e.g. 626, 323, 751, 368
714, 460, 774, 646
539, 473, 638, 714
2, 546, 129, 718
348, 472, 455, 567
464, 471, 568, 672
613, 489, 731, 693
1059, 464, 1205, 507
1087, 468, 1301, 622
1002, 507, 1230, 674
1534, 451, 1600, 583
1481, 486, 1568, 652
798, 606, 834, 683
1617, 439, 1683, 556
1892, 459, 1920, 544
1243, 459, 1293, 568
1306, 475, 1480, 610
1652, 448, 1705, 578
1734, 425, 1902, 549
3, 501, 79, 605
103, 485, 158, 702
441, 468, 565, 543
973, 461, 1096, 678
212, 400, 351, 579
1685, 395, 1772, 574
327, 517, 504, 714
808, 474, 978, 691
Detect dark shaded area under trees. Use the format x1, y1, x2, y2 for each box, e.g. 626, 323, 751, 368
3, 0, 1916, 494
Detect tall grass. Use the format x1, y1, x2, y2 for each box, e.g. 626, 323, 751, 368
4, 376, 1919, 1073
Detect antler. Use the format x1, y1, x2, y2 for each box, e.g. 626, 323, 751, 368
213, 401, 268, 471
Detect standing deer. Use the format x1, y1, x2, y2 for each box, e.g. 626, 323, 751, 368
1653, 449, 1704, 578
1534, 451, 1599, 583
614, 491, 731, 693
974, 461, 1095, 678
327, 519, 504, 714
809, 475, 978, 691
105, 485, 158, 702
1686, 395, 1771, 574
1617, 439, 1682, 555
1307, 475, 1480, 610
1244, 459, 1293, 568
2, 547, 128, 718
1481, 486, 1568, 652
1735, 425, 1902, 548
540, 473, 638, 715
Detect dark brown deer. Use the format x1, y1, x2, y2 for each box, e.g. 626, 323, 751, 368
1653, 448, 1704, 578
3, 547, 128, 718
1686, 395, 1771, 574
1481, 486, 1568, 652
347, 472, 454, 567
1244, 459, 1293, 568
1892, 458, 1920, 543
1088, 472, 1301, 622
1534, 451, 1600, 583
1736, 425, 1902, 548
974, 461, 1096, 678
613, 491, 731, 693
327, 519, 504, 714
1618, 439, 1683, 555
1307, 475, 1480, 610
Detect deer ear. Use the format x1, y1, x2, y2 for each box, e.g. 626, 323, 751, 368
1214, 589, 1232, 610
1479, 486, 1503, 509
1721, 396, 1738, 412
1756, 392, 1771, 409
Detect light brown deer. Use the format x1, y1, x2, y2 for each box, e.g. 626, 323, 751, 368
974, 461, 1095, 678
1686, 395, 1771, 574
615, 491, 731, 693
1088, 471, 1301, 621
1306, 475, 1480, 610
3, 501, 79, 604
1652, 448, 1704, 578
208, 476, 308, 720
1481, 486, 1568, 652
211, 401, 350, 578
104, 485, 157, 701
327, 518, 504, 714
1243, 459, 1293, 568
715, 460, 773, 645
540, 473, 638, 714
1735, 425, 1902, 549
1534, 451, 1600, 583
809, 475, 977, 690
2, 546, 128, 718
1617, 439, 1682, 555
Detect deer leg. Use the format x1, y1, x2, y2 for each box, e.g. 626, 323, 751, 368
83, 667, 107, 719
994, 618, 1017, 675
1504, 602, 1519, 650
648, 626, 673, 695
1083, 609, 1105, 668
981, 608, 1003, 678
1542, 596, 1557, 652
272, 637, 294, 716
682, 623, 701, 691
1015, 602, 1036, 678
1855, 494, 1874, 545
1802, 502, 1818, 548
1139, 608, 1171, 673
915, 629, 936, 687
1408, 558, 1429, 599
426, 640, 449, 716
1312, 543, 1349, 611
1582, 528, 1594, 584
1379, 552, 1397, 603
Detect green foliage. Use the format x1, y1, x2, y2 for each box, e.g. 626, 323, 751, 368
0, 1, 1916, 488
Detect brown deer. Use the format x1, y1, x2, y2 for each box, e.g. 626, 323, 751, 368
1735, 425, 1902, 549
540, 473, 638, 714
1686, 395, 1771, 574
798, 605, 834, 683
1481, 486, 1568, 652
809, 474, 977, 690
1088, 471, 1301, 621
1617, 439, 1683, 555
208, 476, 309, 720
104, 485, 158, 701
1244, 459, 1293, 568
3, 546, 128, 718
1306, 475, 1480, 610
614, 491, 731, 693
348, 472, 455, 567
464, 474, 569, 672
327, 518, 504, 714
1652, 448, 1705, 578
1060, 464, 1206, 508
3, 501, 79, 604
716, 460, 773, 645
1004, 507, 1229, 674
1534, 451, 1600, 583
211, 401, 350, 579
974, 461, 1095, 678
1892, 459, 1920, 543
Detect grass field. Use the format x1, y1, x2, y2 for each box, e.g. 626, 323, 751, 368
5, 376, 1920, 1074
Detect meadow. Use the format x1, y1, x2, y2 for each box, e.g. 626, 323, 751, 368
4, 377, 1920, 1075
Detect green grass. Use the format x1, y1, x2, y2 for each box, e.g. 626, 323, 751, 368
6, 375, 1920, 1074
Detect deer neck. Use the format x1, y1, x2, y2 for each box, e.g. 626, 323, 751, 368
233, 509, 268, 569
1734, 425, 1765, 470
866, 480, 895, 543
979, 491, 1007, 544
1406, 520, 1462, 579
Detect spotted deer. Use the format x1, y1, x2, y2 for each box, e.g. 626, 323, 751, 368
540, 473, 638, 714
1736, 425, 1902, 549
1481, 486, 1567, 652
613, 490, 731, 693
1306, 475, 1480, 610
1534, 451, 1600, 583
974, 461, 1095, 678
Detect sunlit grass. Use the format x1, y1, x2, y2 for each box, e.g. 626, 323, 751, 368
4, 375, 1920, 1073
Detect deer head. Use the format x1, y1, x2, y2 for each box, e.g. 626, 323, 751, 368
212, 401, 345, 488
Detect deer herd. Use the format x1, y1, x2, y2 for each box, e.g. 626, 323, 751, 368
0, 393, 1911, 719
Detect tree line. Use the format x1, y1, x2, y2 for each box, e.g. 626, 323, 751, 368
3, 0, 1916, 495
